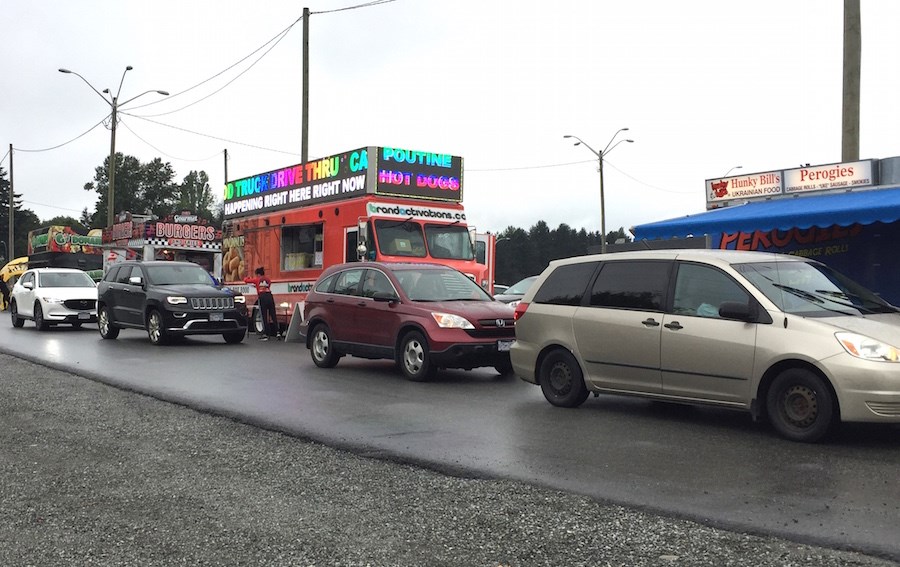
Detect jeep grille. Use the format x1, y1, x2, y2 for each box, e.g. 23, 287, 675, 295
190, 297, 234, 310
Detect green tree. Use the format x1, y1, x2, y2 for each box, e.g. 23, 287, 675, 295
0, 166, 41, 262
83, 153, 179, 226
178, 170, 216, 221
141, 158, 179, 219
42, 216, 86, 230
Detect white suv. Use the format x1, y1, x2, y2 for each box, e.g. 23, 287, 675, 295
510, 249, 900, 443
10, 268, 98, 330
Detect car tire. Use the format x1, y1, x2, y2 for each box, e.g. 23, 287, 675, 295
766, 368, 836, 443
310, 323, 339, 368
34, 303, 48, 331
399, 330, 436, 382
147, 309, 170, 345
539, 348, 589, 408
98, 305, 119, 339
223, 330, 246, 344
10, 301, 24, 328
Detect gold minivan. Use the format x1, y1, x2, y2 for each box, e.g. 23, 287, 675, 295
510, 249, 900, 442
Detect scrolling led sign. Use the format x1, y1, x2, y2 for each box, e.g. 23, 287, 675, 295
223, 148, 370, 219
375, 147, 463, 202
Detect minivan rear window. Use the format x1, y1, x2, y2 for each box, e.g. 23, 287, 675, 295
532, 262, 598, 306
590, 261, 670, 311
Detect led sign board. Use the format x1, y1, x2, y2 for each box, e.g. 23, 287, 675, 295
375, 146, 463, 202
223, 147, 370, 219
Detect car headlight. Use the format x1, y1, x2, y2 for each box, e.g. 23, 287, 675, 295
836, 332, 900, 362
233, 295, 246, 304
167, 296, 188, 305
431, 312, 474, 329
41, 297, 65, 304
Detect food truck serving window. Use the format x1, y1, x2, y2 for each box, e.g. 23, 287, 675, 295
282, 223, 323, 270
374, 219, 427, 257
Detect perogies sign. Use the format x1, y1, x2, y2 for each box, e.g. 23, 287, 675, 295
223, 148, 370, 219
375, 147, 463, 202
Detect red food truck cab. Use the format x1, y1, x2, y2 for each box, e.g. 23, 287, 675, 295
221, 146, 495, 334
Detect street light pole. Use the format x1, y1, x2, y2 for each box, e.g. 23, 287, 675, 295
564, 129, 633, 254
59, 66, 168, 227
722, 165, 743, 177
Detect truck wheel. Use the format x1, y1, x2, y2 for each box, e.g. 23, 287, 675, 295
98, 306, 119, 339
34, 303, 48, 331
310, 323, 339, 368
399, 331, 436, 382
147, 309, 170, 345
539, 348, 589, 407
766, 368, 836, 443
10, 301, 24, 328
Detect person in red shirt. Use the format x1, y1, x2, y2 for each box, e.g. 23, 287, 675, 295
244, 266, 278, 340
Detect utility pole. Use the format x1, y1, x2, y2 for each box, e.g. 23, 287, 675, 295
224, 148, 229, 183
842, 0, 861, 162
8, 143, 14, 260
302, 7, 310, 163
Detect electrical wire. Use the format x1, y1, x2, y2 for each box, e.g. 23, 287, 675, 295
119, 119, 223, 163
312, 0, 397, 15
13, 116, 110, 153
128, 15, 304, 113
123, 113, 302, 157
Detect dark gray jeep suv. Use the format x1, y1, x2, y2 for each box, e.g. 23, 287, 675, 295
97, 260, 247, 345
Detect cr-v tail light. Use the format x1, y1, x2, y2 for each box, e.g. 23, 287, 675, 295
513, 302, 528, 321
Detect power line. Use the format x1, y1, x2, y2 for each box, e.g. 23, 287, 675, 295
118, 119, 223, 163
129, 16, 303, 117
123, 113, 302, 157
14, 116, 109, 153
312, 0, 397, 15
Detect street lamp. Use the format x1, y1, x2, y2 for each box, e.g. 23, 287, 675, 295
59, 66, 169, 227
564, 129, 633, 254
723, 165, 743, 177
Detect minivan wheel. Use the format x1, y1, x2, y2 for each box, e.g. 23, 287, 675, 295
539, 349, 589, 408
98, 306, 119, 339
399, 330, 436, 382
147, 309, 169, 345
310, 323, 339, 368
766, 368, 836, 443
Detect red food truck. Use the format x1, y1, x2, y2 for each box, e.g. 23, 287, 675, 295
221, 146, 495, 333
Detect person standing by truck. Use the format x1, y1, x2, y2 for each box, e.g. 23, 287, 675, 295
244, 267, 277, 340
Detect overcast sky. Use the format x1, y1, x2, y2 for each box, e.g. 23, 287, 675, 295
3, 1, 899, 236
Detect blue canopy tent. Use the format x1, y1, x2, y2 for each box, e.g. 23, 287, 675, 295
630, 186, 900, 305
632, 186, 900, 240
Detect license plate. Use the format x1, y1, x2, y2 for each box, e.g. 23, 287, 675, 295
210, 312, 224, 322
497, 339, 514, 352
77, 312, 91, 320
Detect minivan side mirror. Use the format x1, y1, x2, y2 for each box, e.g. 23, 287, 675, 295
719, 301, 753, 321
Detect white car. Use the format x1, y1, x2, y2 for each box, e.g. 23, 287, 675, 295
10, 268, 98, 330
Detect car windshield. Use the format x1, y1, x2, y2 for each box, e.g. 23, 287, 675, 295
733, 260, 898, 316
394, 268, 492, 302
374, 219, 427, 257
506, 276, 537, 295
423, 224, 474, 261
38, 271, 96, 288
145, 265, 215, 286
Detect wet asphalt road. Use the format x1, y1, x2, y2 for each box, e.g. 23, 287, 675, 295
0, 321, 899, 563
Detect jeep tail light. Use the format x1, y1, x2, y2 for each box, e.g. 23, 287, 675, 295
514, 302, 529, 321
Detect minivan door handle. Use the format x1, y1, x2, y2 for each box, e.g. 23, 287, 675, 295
664, 321, 683, 330
641, 318, 660, 327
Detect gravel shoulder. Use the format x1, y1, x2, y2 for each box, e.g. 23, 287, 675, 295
1, 353, 896, 567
